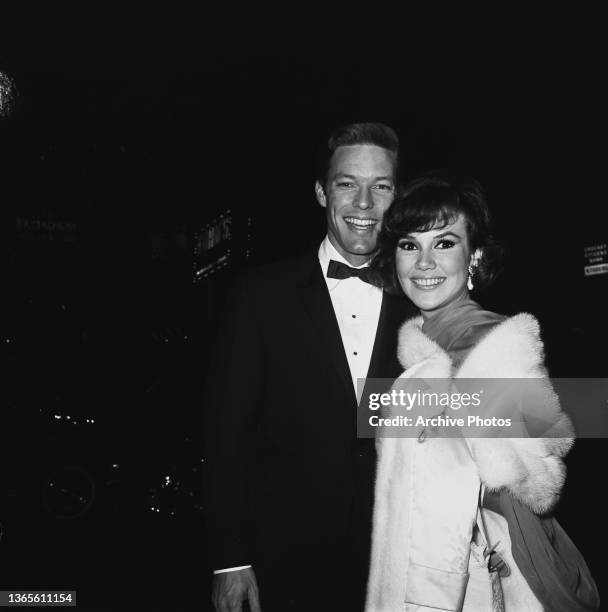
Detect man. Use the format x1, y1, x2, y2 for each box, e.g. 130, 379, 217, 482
205, 123, 415, 612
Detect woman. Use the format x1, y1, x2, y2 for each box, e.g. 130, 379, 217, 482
365, 175, 575, 611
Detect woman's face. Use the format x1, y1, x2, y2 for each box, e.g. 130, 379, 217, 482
395, 213, 476, 319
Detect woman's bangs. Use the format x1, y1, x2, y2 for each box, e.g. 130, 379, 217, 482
395, 202, 460, 236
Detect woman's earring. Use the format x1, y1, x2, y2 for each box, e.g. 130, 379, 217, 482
468, 249, 481, 292
467, 265, 474, 291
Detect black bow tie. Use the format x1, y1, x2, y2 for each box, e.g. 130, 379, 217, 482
326, 259, 379, 286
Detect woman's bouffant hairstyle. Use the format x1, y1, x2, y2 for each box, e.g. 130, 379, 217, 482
371, 173, 504, 295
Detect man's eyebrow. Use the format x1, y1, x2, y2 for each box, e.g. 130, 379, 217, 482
332, 173, 357, 180
332, 173, 394, 182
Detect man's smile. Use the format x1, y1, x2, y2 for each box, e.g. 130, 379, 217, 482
343, 216, 378, 231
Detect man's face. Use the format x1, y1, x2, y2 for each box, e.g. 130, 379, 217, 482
315, 144, 396, 266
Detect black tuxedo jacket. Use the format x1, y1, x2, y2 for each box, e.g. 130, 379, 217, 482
204, 250, 415, 607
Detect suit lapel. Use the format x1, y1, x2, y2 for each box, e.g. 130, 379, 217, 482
367, 292, 416, 380
296, 252, 357, 406
356, 292, 415, 437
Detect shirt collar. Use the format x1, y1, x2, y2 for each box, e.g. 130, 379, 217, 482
318, 235, 372, 291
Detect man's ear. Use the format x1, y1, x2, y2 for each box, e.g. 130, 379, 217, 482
315, 181, 327, 208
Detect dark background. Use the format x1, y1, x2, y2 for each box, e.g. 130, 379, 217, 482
1, 15, 605, 611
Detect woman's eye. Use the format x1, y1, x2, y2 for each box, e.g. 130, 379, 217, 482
398, 240, 418, 251
435, 239, 455, 249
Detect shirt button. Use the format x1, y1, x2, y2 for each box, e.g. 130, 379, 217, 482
353, 352, 358, 356
352, 314, 356, 318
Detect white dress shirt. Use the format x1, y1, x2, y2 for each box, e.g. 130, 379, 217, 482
318, 236, 383, 398
214, 236, 383, 574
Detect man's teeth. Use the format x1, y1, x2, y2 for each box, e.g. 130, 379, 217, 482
412, 278, 446, 287
344, 217, 376, 227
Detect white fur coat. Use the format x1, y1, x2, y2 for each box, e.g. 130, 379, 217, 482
366, 314, 574, 612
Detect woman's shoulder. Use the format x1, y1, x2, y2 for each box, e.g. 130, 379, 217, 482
457, 311, 547, 376
445, 308, 506, 358
463, 311, 546, 352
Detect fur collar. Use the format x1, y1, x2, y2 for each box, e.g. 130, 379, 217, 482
396, 312, 574, 514
397, 312, 544, 377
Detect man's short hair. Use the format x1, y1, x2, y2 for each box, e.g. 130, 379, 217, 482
318, 122, 399, 188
